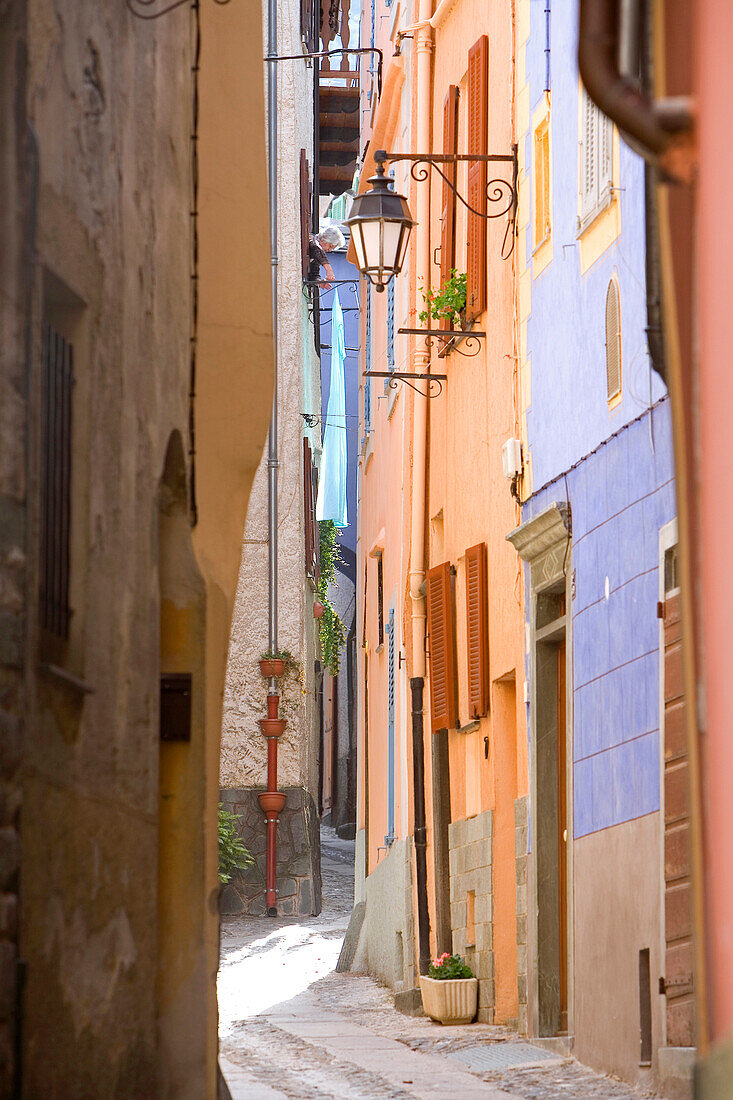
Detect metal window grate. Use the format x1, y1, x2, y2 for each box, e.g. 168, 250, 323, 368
40, 322, 73, 638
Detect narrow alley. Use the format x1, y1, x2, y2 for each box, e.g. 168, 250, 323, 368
219, 830, 654, 1100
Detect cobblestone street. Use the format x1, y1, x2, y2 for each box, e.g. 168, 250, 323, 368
219, 829, 656, 1100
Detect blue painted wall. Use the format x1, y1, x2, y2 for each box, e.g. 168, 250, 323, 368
523, 6, 676, 837
318, 248, 360, 569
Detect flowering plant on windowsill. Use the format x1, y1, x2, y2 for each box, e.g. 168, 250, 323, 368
418, 270, 468, 329
428, 952, 475, 980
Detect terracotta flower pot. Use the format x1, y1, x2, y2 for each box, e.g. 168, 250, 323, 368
258, 717, 287, 738
258, 791, 286, 815
259, 658, 285, 678
419, 975, 478, 1025
313, 601, 325, 620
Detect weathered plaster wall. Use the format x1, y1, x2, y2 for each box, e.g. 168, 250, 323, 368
356, 838, 416, 992
8, 0, 274, 1094
573, 814, 663, 1089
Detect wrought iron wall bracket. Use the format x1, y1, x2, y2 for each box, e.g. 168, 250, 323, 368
375, 146, 518, 258
364, 370, 447, 398
398, 326, 486, 358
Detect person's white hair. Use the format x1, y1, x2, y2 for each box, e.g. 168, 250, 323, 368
318, 224, 345, 249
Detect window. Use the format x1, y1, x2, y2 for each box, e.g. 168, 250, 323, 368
386, 607, 395, 845
40, 322, 74, 638
426, 561, 458, 732
466, 36, 489, 319
299, 149, 311, 279
605, 277, 622, 402
465, 542, 489, 718
377, 551, 384, 649
386, 279, 394, 371
303, 437, 318, 579
579, 85, 613, 230
440, 85, 460, 317
534, 117, 551, 247
363, 281, 372, 441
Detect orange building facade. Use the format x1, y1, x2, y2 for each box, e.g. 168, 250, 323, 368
353, 0, 527, 1026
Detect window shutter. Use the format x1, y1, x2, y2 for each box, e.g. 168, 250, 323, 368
303, 437, 318, 577
364, 282, 372, 433
605, 278, 622, 400
426, 561, 457, 732
599, 110, 613, 201
386, 607, 395, 843
440, 85, 460, 327
300, 149, 311, 279
580, 88, 596, 223
465, 542, 489, 718
466, 36, 488, 320
387, 279, 394, 370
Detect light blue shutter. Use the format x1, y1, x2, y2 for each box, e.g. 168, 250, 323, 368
364, 282, 372, 436
387, 280, 394, 371
386, 607, 395, 846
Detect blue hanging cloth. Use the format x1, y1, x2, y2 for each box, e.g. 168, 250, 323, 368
316, 287, 348, 528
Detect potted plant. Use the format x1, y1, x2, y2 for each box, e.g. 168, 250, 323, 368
419, 952, 478, 1025
259, 649, 292, 678
418, 269, 468, 330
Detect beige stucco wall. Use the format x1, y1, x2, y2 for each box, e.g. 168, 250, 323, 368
16, 0, 273, 1095
573, 812, 664, 1090
221, 0, 321, 800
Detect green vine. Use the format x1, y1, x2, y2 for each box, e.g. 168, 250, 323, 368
418, 269, 467, 328
218, 804, 255, 885
318, 520, 347, 676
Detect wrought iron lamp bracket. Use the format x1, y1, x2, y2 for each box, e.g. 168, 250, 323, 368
374, 146, 519, 258
364, 370, 447, 398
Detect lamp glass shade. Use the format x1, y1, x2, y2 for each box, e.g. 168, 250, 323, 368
345, 170, 416, 290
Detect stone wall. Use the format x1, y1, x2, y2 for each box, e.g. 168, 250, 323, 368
449, 810, 494, 1023
220, 788, 322, 918
515, 795, 529, 1034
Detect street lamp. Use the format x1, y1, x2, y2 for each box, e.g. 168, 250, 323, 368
344, 153, 416, 293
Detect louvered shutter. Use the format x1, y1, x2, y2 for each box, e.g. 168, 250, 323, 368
440, 86, 460, 328
426, 561, 457, 732
303, 437, 318, 577
580, 88, 596, 224
605, 279, 622, 400
364, 282, 372, 432
466, 37, 488, 320
465, 543, 489, 718
599, 109, 613, 203
386, 607, 395, 843
387, 279, 394, 370
300, 149, 311, 279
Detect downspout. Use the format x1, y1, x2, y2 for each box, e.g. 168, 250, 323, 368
258, 0, 284, 917
409, 0, 434, 978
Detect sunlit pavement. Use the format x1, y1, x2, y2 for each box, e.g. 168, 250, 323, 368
218, 829, 652, 1100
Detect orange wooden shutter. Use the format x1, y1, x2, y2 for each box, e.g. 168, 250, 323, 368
465, 542, 489, 718
300, 149, 311, 279
466, 36, 488, 319
427, 561, 457, 732
440, 86, 460, 328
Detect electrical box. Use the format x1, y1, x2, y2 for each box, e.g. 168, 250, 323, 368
502, 437, 523, 480
160, 673, 192, 742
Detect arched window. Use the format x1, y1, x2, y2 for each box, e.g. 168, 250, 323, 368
605, 278, 622, 402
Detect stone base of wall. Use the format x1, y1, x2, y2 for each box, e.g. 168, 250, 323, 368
515, 795, 529, 1035
448, 810, 494, 1023
219, 787, 322, 917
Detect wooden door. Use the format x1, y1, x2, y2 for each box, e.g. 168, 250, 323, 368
557, 640, 568, 1031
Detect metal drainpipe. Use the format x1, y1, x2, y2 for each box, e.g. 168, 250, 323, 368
409, 0, 434, 979
258, 0, 282, 918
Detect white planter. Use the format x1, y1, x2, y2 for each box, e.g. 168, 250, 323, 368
419, 975, 478, 1024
